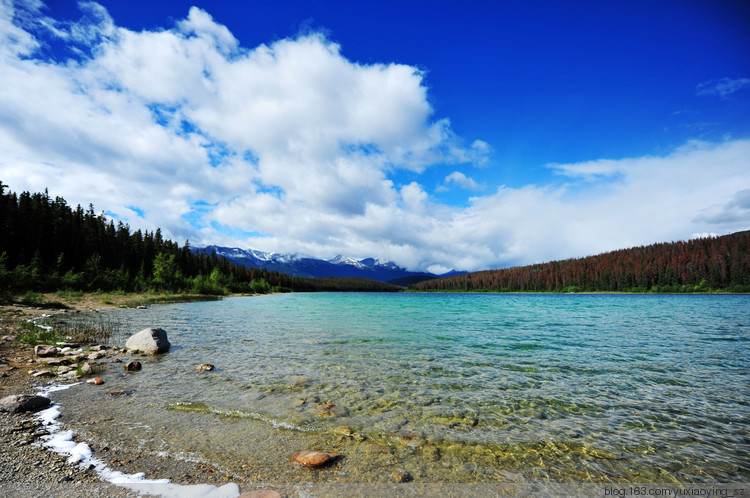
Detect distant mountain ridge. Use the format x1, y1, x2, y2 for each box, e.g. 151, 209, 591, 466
195, 245, 460, 283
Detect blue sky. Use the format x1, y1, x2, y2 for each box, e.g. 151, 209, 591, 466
1, 0, 749, 272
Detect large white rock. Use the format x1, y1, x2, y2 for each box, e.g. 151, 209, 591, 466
125, 328, 171, 354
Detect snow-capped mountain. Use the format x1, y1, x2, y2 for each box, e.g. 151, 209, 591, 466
195, 245, 458, 283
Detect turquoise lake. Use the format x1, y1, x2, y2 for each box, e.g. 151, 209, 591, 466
50, 293, 750, 484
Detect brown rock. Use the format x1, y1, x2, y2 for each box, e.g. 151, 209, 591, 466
291, 450, 338, 468
87, 377, 104, 385
110, 358, 122, 363
34, 345, 58, 357
318, 403, 336, 415
196, 363, 215, 371
124, 361, 142, 372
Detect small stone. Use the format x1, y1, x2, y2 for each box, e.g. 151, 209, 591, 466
318, 403, 336, 415
57, 366, 73, 374
291, 450, 338, 468
80, 362, 93, 375
86, 377, 104, 385
196, 363, 214, 371
33, 370, 55, 378
110, 358, 122, 363
391, 470, 412, 483
87, 351, 105, 360
34, 345, 58, 357
124, 361, 142, 372
105, 390, 129, 397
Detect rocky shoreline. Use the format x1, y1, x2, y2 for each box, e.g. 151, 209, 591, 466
0, 301, 283, 498
0, 304, 139, 496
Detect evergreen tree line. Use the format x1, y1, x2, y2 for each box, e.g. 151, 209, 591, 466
411, 231, 750, 293
0, 181, 323, 300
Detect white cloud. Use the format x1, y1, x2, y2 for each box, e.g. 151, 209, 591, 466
1, 2, 748, 273
439, 171, 484, 191
696, 77, 750, 98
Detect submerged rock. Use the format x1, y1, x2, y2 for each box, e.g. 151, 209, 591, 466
124, 361, 142, 372
86, 377, 104, 385
125, 328, 170, 355
34, 345, 58, 357
0, 394, 51, 413
291, 450, 338, 468
196, 363, 215, 371
318, 403, 336, 415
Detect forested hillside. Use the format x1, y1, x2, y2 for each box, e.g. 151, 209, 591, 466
411, 231, 750, 293
0, 181, 398, 300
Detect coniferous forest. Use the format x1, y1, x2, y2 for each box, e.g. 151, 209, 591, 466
0, 181, 399, 301
3, 181, 748, 299
411, 231, 750, 293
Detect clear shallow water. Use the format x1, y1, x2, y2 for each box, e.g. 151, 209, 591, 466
51, 293, 750, 483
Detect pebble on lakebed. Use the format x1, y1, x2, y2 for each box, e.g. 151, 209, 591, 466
196, 363, 215, 371
290, 450, 339, 468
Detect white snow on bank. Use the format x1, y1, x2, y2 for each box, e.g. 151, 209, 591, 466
34, 383, 241, 498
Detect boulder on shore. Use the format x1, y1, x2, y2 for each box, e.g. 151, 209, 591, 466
0, 394, 51, 413
34, 345, 58, 357
125, 328, 170, 355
